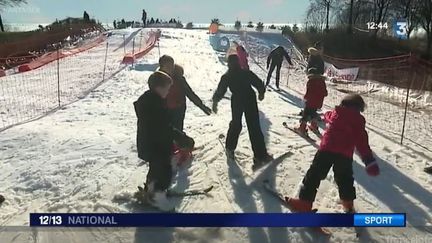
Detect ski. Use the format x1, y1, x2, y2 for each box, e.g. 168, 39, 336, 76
282, 122, 316, 142
167, 185, 214, 197
262, 180, 332, 236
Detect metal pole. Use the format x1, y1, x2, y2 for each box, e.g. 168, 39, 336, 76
57, 47, 61, 107
158, 41, 161, 59
286, 67, 290, 88
132, 38, 135, 54
400, 70, 414, 145
102, 42, 109, 81
139, 34, 143, 51
123, 34, 126, 55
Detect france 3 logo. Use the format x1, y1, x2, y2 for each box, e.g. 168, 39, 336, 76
393, 19, 408, 39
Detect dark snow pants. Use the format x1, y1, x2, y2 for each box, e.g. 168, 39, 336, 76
146, 157, 172, 192
299, 151, 356, 202
301, 107, 319, 123
266, 62, 282, 88
168, 105, 187, 131
226, 99, 268, 160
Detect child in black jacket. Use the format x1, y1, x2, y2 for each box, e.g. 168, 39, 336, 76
134, 71, 194, 210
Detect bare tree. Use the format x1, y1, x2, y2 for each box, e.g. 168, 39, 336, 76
418, 0, 432, 56
0, 0, 27, 32
306, 0, 326, 32
392, 0, 421, 38
323, 0, 333, 31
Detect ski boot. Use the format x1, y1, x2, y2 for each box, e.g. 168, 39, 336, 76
341, 200, 355, 213
284, 198, 313, 212
308, 121, 319, 133
294, 122, 308, 136
252, 153, 274, 171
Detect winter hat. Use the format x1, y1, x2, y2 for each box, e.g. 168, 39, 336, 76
227, 54, 241, 70
341, 94, 366, 112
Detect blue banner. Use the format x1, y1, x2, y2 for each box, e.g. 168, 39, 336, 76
30, 213, 405, 227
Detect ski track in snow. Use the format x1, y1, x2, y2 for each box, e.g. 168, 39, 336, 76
1, 28, 432, 242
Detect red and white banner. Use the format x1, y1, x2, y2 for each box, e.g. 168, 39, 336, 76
324, 62, 359, 81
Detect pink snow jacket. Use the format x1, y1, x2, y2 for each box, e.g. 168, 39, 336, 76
236, 46, 249, 70
319, 106, 373, 162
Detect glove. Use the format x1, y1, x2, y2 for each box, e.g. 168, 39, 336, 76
201, 105, 212, 116
258, 92, 265, 101
364, 158, 380, 176
212, 102, 218, 114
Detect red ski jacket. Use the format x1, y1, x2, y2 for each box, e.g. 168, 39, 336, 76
304, 75, 327, 109
320, 106, 373, 161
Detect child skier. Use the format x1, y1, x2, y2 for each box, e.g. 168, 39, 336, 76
166, 64, 212, 131
295, 67, 328, 135
287, 94, 380, 212
212, 55, 273, 169
134, 71, 194, 210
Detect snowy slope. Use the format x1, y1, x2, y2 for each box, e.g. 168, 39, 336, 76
0, 28, 431, 243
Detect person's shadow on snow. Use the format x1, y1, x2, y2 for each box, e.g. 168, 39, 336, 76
273, 87, 305, 109
353, 154, 432, 230
226, 160, 269, 243
133, 161, 194, 243
133, 63, 159, 72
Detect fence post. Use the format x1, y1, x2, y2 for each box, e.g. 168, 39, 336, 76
400, 59, 415, 145
123, 34, 126, 55
57, 47, 61, 107
102, 41, 109, 81
132, 38, 135, 55
139, 33, 143, 51
158, 40, 161, 59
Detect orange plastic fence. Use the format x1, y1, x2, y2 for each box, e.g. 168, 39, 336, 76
122, 30, 160, 64
18, 35, 107, 73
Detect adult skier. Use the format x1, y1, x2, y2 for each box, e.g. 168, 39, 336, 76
266, 46, 293, 90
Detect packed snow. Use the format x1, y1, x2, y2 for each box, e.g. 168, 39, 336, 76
0, 28, 432, 243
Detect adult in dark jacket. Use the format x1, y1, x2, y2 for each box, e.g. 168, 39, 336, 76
306, 47, 324, 75
212, 55, 273, 169
266, 46, 293, 90
166, 64, 212, 131
134, 71, 194, 210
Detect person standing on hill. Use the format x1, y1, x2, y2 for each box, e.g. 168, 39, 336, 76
212, 55, 273, 170
142, 10, 147, 27
266, 45, 293, 91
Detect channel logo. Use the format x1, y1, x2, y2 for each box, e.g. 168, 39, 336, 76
394, 19, 408, 39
